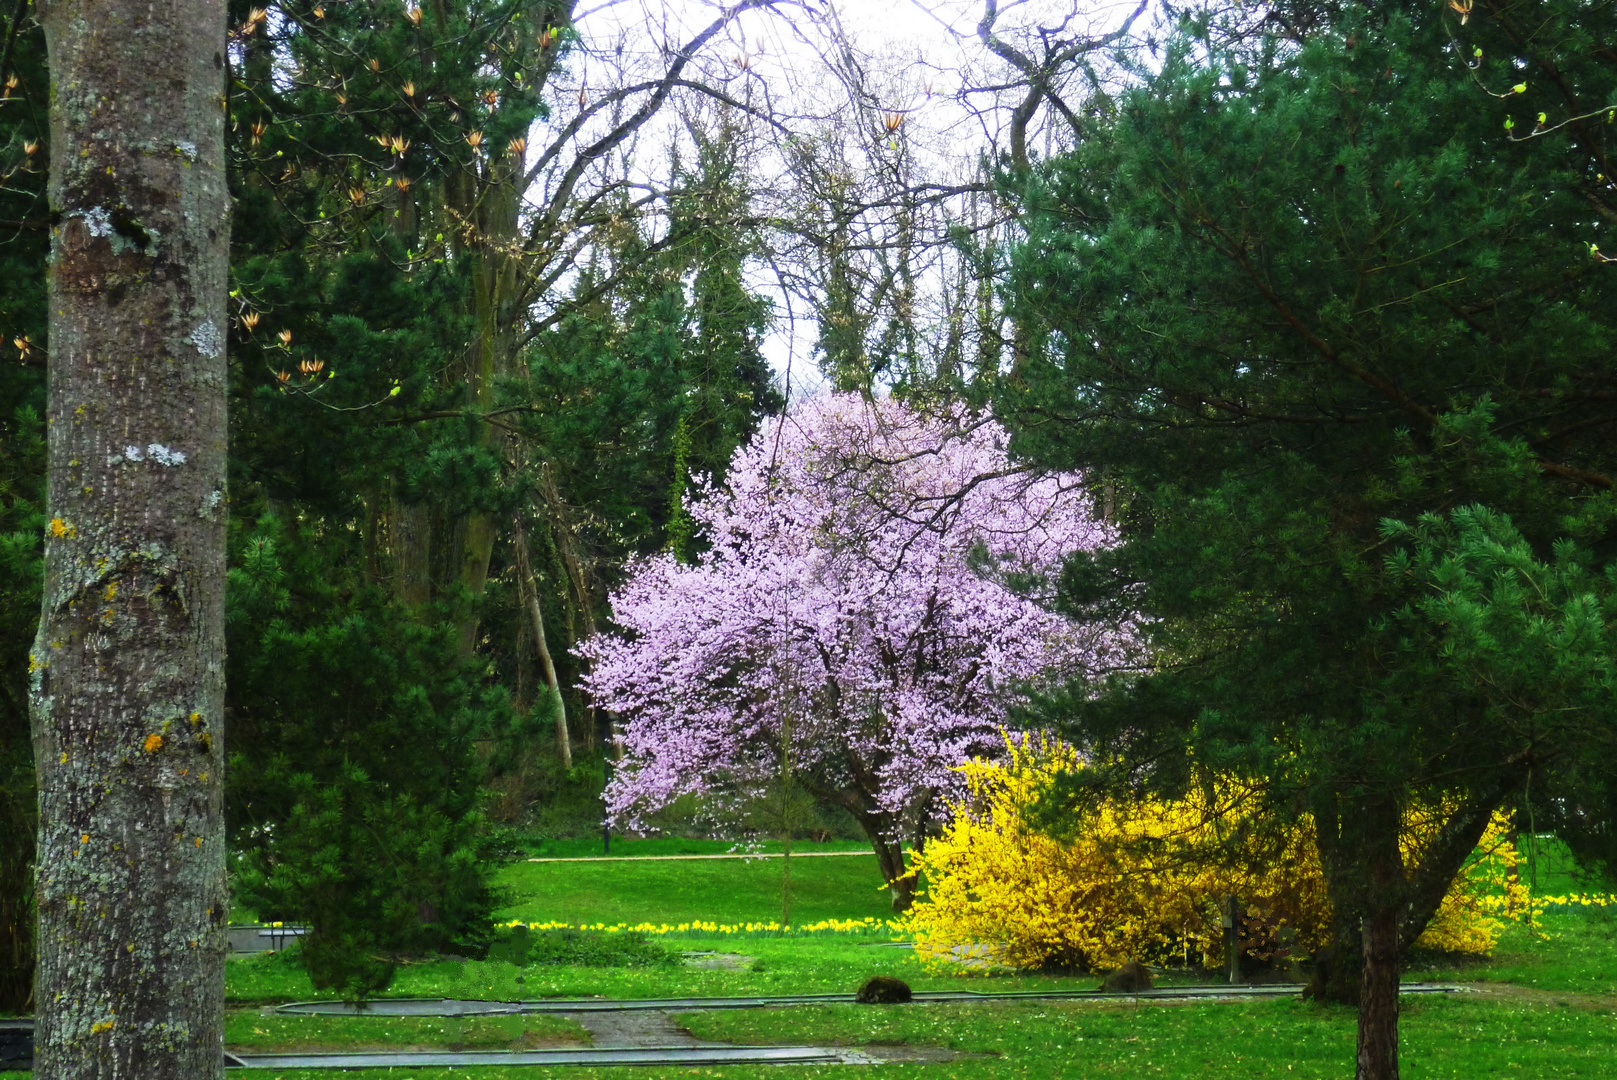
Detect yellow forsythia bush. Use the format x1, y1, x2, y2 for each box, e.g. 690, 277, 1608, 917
903, 734, 1527, 973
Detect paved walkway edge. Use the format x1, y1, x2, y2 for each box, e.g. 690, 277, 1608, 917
274, 982, 1463, 1017
228, 1044, 856, 1068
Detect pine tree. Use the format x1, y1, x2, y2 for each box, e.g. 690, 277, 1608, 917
217, 1, 791, 987
220, 0, 550, 991
1001, 7, 1617, 1078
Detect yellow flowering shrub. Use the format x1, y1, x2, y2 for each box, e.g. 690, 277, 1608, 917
1403, 802, 1529, 953
903, 734, 1527, 973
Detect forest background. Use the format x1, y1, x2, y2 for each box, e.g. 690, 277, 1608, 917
2, 4, 1616, 1074
0, 0, 1148, 1004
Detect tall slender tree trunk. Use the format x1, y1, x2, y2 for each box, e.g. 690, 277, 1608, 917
30, 2, 230, 1077
448, 151, 521, 660
871, 835, 915, 912
512, 514, 569, 768
802, 778, 915, 912
847, 809, 913, 912
390, 491, 433, 609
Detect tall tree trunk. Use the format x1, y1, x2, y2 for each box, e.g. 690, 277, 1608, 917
449, 154, 520, 659
31, 2, 230, 1077
1309, 790, 1365, 1005
1356, 798, 1405, 1080
389, 493, 433, 608
512, 513, 569, 768
872, 835, 915, 912
802, 775, 915, 912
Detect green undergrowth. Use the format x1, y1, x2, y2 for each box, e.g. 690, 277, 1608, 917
224, 1008, 588, 1052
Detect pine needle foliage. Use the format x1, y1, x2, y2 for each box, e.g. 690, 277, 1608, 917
1000, 3, 1617, 1017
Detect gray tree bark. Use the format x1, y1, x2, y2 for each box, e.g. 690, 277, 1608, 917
512, 513, 569, 769
29, 1, 230, 1077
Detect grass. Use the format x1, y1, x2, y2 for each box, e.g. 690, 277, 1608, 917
229, 935, 1009, 1004
1401, 835, 1617, 997
229, 994, 1617, 1079
673, 994, 1617, 1077
221, 836, 1617, 1079
515, 836, 872, 859
224, 1009, 588, 1052
497, 841, 892, 927
1408, 909, 1617, 996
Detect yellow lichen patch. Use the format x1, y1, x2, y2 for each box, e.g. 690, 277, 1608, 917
103, 583, 117, 601
47, 517, 75, 539
90, 1021, 114, 1034
195, 836, 203, 848
189, 711, 203, 725
143, 733, 163, 753
80, 834, 88, 844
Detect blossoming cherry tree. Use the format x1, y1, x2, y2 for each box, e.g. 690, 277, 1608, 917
584, 394, 1127, 909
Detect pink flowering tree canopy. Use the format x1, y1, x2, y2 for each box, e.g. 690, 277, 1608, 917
582, 394, 1127, 908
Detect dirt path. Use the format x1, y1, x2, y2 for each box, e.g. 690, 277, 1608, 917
1456, 981, 1617, 1011
555, 1008, 706, 1048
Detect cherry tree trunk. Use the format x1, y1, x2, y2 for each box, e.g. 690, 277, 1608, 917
29, 1, 230, 1077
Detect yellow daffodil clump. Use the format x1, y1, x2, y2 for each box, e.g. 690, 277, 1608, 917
902, 733, 1532, 974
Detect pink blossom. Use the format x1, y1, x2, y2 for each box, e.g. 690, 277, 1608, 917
581, 394, 1128, 891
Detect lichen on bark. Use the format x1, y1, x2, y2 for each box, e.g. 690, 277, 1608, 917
30, 1, 231, 1077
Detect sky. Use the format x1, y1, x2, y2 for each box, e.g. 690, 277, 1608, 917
559, 1, 1158, 399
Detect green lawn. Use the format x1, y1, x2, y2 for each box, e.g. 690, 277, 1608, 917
674, 994, 1617, 1078
228, 934, 1099, 1004
229, 994, 1617, 1080
497, 843, 894, 928
1408, 910, 1617, 997
515, 836, 872, 859
224, 1009, 588, 1052
223, 841, 1617, 1079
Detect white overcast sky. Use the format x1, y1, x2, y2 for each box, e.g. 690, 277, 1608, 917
559, 1, 1157, 399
